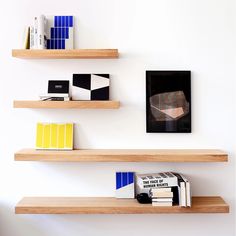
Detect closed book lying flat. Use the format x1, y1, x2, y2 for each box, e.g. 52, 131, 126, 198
152, 198, 173, 202
151, 187, 172, 193
137, 172, 178, 188
40, 97, 71, 101
40, 93, 70, 98
152, 192, 174, 198
152, 202, 173, 207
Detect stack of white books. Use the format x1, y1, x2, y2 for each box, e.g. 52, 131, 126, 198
151, 188, 173, 206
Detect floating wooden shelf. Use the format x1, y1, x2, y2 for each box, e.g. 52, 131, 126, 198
15, 196, 229, 214
14, 149, 228, 162
13, 100, 120, 109
12, 49, 119, 59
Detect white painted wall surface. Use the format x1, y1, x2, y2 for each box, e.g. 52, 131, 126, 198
0, 0, 235, 235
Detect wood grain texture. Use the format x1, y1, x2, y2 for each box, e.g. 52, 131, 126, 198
15, 196, 229, 214
13, 101, 120, 109
12, 49, 119, 59
14, 149, 228, 162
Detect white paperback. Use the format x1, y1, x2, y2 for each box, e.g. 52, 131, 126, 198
30, 26, 34, 49
152, 202, 172, 207
33, 17, 38, 48
30, 15, 47, 49
37, 15, 47, 49
137, 172, 179, 189
152, 198, 173, 202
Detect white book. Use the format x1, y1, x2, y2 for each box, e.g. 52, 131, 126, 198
37, 15, 47, 49
152, 192, 173, 198
137, 172, 178, 189
180, 174, 191, 207
30, 26, 34, 49
152, 202, 172, 207
171, 172, 189, 207
180, 181, 186, 207
186, 182, 191, 207
152, 198, 173, 202
33, 17, 38, 48
151, 187, 172, 193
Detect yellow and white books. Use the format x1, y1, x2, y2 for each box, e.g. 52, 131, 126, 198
36, 123, 73, 150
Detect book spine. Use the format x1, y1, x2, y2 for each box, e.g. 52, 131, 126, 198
30, 26, 34, 49
186, 182, 191, 207
37, 15, 46, 49
171, 172, 187, 207
33, 17, 38, 48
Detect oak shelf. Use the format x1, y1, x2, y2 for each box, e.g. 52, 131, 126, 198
15, 196, 229, 214
13, 100, 120, 109
14, 149, 228, 162
12, 49, 119, 59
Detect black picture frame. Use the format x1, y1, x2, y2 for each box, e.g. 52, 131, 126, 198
146, 71, 191, 133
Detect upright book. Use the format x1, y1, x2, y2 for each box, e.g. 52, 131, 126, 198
46, 15, 74, 49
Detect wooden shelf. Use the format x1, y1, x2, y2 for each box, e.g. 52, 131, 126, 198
15, 196, 229, 214
13, 100, 120, 109
14, 149, 228, 162
12, 49, 119, 59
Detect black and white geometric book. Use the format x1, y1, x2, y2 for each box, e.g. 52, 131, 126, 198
72, 74, 110, 100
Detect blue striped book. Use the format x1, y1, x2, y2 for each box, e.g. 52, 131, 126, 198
46, 15, 74, 49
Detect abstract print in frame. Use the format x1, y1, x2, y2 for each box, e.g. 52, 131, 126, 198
146, 71, 191, 133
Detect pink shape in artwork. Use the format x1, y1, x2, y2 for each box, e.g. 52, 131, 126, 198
160, 107, 184, 119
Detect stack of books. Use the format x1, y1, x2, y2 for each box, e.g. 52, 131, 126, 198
24, 15, 74, 50
151, 188, 173, 206
39, 80, 71, 101
39, 94, 70, 101
136, 172, 191, 207
36, 123, 74, 150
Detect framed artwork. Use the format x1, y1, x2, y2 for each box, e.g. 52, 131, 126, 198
146, 71, 191, 133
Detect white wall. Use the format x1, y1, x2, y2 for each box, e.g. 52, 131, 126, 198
0, 0, 235, 235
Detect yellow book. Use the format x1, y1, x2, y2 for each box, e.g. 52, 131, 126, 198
43, 124, 50, 149
58, 124, 65, 149
36, 123, 43, 149
36, 123, 73, 150
65, 123, 73, 149
50, 123, 58, 148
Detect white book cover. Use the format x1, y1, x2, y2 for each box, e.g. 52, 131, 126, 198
180, 182, 187, 207
179, 174, 191, 207
33, 17, 38, 48
186, 182, 191, 207
37, 15, 47, 49
137, 172, 178, 188
30, 26, 34, 49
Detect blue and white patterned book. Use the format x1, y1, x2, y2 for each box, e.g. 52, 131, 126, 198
46, 16, 74, 49
116, 172, 135, 198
